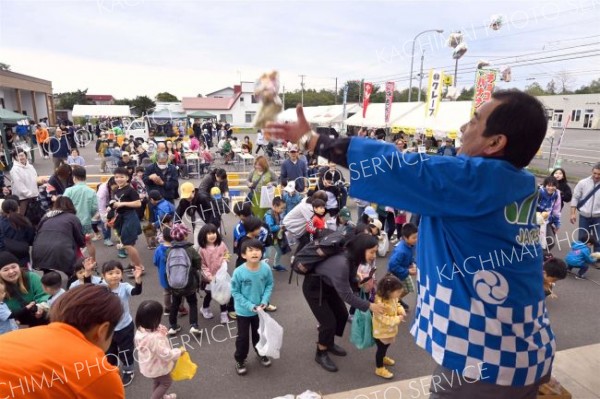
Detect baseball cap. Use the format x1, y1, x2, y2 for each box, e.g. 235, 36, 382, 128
289, 144, 299, 152
210, 186, 222, 200
179, 182, 195, 200
370, 219, 383, 231
363, 206, 377, 219
121, 151, 129, 157
284, 181, 296, 193
339, 207, 351, 221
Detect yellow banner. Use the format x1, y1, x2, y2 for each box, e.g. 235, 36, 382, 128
425, 69, 444, 118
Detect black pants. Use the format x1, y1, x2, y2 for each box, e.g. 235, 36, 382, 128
375, 339, 390, 367
203, 290, 227, 311
379, 212, 395, 238
255, 145, 266, 154
396, 223, 404, 239
302, 275, 348, 348
106, 321, 135, 372
234, 315, 260, 362
169, 292, 198, 328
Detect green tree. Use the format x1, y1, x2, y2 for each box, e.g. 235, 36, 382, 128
197, 93, 203, 97
574, 78, 600, 94
113, 98, 132, 106
56, 89, 90, 110
131, 96, 156, 115
155, 92, 179, 102
457, 86, 475, 101
0, 62, 10, 71
546, 79, 557, 95
524, 82, 546, 96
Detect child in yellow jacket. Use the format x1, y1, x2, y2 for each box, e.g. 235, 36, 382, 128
372, 273, 406, 379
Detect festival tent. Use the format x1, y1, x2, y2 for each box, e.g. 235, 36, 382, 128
310, 104, 361, 125
277, 105, 329, 124
344, 102, 423, 128
391, 101, 472, 139
72, 104, 132, 117
187, 110, 216, 118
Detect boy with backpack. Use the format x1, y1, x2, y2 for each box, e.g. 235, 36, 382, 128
264, 197, 287, 272
565, 232, 599, 280
166, 223, 202, 336
387, 223, 418, 310
148, 190, 175, 229
231, 238, 274, 376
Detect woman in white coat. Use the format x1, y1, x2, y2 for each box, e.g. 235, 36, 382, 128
9, 150, 39, 215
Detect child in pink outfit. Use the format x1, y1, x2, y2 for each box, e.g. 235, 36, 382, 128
134, 300, 184, 399
197, 223, 230, 324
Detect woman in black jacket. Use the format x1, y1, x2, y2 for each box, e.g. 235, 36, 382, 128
0, 199, 35, 267
550, 168, 572, 210
303, 233, 385, 372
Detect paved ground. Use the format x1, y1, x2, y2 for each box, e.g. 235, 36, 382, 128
26, 133, 600, 399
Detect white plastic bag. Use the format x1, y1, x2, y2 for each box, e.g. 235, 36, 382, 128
297, 391, 322, 399
260, 185, 276, 208
211, 264, 232, 305
255, 309, 283, 359
377, 232, 389, 257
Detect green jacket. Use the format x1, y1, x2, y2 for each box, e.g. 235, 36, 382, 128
5, 272, 50, 313
64, 182, 99, 228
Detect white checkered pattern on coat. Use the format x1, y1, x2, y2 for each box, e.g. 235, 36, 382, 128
410, 275, 555, 386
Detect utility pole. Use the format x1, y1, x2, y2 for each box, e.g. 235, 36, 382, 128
334, 77, 338, 105
417, 50, 425, 102
282, 85, 285, 109
299, 74, 306, 106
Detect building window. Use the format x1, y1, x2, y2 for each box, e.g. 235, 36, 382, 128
219, 114, 233, 123
251, 95, 258, 104
240, 96, 244, 102
245, 111, 256, 123
571, 109, 581, 122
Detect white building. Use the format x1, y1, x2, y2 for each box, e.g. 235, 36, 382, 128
537, 93, 600, 130
0, 69, 55, 124
182, 82, 260, 127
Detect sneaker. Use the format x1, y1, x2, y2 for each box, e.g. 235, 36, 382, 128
117, 248, 127, 258
163, 310, 170, 316
104, 239, 114, 247
163, 395, 177, 399
167, 325, 181, 336
375, 366, 393, 379
272, 265, 287, 272
201, 308, 214, 319
235, 360, 247, 375
190, 325, 202, 335
258, 354, 271, 367
220, 312, 229, 324
574, 275, 587, 280
265, 304, 277, 312
91, 233, 103, 241
228, 311, 237, 320
44, 155, 49, 159
121, 371, 134, 386
383, 356, 396, 366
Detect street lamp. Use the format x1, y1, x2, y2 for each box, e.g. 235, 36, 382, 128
408, 29, 444, 102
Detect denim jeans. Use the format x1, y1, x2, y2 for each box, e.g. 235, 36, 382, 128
266, 244, 283, 266
578, 215, 600, 252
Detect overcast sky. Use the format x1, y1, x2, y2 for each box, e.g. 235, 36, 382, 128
1, 0, 599, 99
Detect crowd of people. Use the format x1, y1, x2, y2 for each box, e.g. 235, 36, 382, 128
0, 91, 599, 399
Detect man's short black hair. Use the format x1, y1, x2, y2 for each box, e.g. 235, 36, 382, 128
113, 167, 129, 178
242, 216, 263, 234
241, 238, 264, 255
41, 271, 62, 289
312, 199, 326, 209
71, 165, 86, 181
148, 190, 162, 201
543, 258, 567, 280
401, 223, 418, 238
484, 90, 548, 168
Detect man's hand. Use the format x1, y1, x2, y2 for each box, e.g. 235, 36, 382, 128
264, 105, 311, 143
570, 214, 577, 224
369, 302, 386, 315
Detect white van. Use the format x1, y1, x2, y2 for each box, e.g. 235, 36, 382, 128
125, 117, 150, 142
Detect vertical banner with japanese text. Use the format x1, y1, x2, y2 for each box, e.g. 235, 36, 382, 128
471, 69, 498, 116
425, 70, 443, 118
362, 82, 373, 118
384, 81, 395, 124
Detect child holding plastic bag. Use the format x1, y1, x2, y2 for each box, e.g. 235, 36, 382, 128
372, 274, 406, 379
231, 238, 274, 376
198, 223, 231, 324
134, 300, 185, 399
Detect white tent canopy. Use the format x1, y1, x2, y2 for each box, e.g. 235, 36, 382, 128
391, 101, 472, 139
72, 104, 132, 117
344, 102, 423, 128
278, 104, 360, 125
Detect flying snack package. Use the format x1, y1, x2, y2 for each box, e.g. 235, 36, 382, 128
477, 60, 490, 69
489, 14, 504, 31
447, 32, 464, 48
500, 66, 512, 82
254, 70, 283, 130
453, 42, 468, 59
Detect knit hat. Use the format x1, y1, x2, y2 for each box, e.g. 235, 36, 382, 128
170, 224, 190, 241
0, 251, 20, 269
210, 186, 222, 200
338, 207, 351, 222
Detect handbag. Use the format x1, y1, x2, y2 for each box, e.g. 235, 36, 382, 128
171, 351, 197, 381
350, 308, 376, 350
